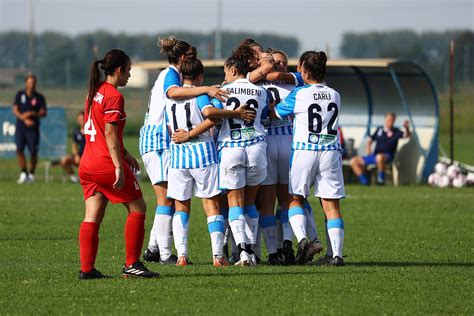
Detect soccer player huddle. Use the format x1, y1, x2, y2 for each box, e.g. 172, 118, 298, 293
77, 37, 345, 279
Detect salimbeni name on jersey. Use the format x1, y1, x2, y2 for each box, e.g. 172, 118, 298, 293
225, 87, 262, 97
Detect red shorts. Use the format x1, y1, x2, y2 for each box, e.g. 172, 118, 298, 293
79, 167, 143, 204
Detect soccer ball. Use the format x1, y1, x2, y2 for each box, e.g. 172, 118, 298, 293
427, 173, 439, 187
438, 175, 450, 188
452, 174, 467, 188
434, 162, 447, 175
446, 165, 461, 179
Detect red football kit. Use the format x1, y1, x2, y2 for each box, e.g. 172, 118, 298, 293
79, 82, 142, 203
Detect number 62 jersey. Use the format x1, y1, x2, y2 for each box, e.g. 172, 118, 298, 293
274, 83, 341, 151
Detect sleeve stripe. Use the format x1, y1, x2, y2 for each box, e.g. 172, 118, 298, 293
104, 110, 121, 114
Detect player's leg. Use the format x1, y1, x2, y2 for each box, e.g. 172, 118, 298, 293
227, 188, 252, 265
122, 197, 160, 277
79, 192, 108, 279
202, 195, 229, 266
26, 128, 40, 182
15, 128, 28, 184
303, 199, 323, 261
375, 153, 387, 184
259, 184, 280, 264
142, 150, 176, 264
315, 150, 346, 266
350, 155, 369, 185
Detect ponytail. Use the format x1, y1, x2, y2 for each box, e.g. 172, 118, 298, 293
87, 60, 102, 112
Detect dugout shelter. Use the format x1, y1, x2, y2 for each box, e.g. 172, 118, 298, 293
131, 58, 439, 185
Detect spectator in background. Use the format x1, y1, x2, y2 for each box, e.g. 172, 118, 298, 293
55, 111, 85, 183
350, 112, 410, 185
12, 74, 47, 184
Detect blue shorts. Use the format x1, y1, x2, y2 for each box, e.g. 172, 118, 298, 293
362, 153, 393, 165
15, 127, 40, 154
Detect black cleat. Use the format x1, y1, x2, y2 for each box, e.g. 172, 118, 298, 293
79, 268, 112, 280
317, 254, 334, 265
159, 254, 178, 265
122, 261, 160, 278
143, 248, 160, 262
267, 253, 284, 265
282, 240, 296, 265
223, 244, 229, 260
277, 248, 284, 262
306, 239, 324, 262
328, 256, 345, 267
295, 238, 309, 265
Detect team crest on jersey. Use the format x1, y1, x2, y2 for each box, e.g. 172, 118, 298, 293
93, 92, 104, 104
308, 133, 320, 144
31, 98, 37, 106
231, 130, 242, 140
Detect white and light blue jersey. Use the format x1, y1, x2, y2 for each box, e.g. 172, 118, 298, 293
292, 72, 305, 87
211, 78, 268, 150
257, 76, 298, 136
166, 92, 218, 169
275, 83, 342, 151
139, 65, 181, 155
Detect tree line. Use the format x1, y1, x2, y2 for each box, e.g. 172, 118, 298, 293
0, 31, 299, 87
340, 30, 474, 89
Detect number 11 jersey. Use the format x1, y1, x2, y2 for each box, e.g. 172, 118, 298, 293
274, 83, 342, 151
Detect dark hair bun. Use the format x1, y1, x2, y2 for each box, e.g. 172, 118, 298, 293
184, 46, 197, 62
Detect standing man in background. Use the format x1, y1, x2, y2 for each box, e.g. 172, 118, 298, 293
12, 74, 47, 184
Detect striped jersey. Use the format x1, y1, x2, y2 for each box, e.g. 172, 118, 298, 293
139, 65, 181, 155
166, 92, 218, 169
275, 83, 342, 151
211, 78, 268, 149
257, 75, 298, 136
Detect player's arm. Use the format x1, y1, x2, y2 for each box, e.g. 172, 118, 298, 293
105, 122, 125, 189
265, 72, 297, 83
247, 55, 274, 83
269, 90, 296, 119
365, 139, 373, 155
123, 148, 140, 173
12, 104, 36, 127
172, 118, 220, 144
167, 86, 229, 102
202, 105, 255, 121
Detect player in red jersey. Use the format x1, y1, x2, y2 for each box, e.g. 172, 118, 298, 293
78, 49, 159, 279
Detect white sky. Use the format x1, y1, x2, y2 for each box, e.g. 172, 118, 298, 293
0, 0, 473, 56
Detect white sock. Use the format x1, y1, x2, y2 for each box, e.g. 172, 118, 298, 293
325, 219, 333, 257
172, 211, 190, 257
244, 205, 259, 245
260, 215, 277, 254
281, 209, 294, 241
304, 201, 319, 241
147, 213, 160, 252
207, 215, 225, 258
229, 206, 247, 245
154, 206, 174, 260
327, 218, 344, 258
289, 206, 307, 242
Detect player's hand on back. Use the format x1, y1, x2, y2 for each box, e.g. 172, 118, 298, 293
124, 152, 140, 173
236, 104, 256, 122
172, 128, 190, 144
207, 85, 229, 102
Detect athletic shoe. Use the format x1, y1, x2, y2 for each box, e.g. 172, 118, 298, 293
70, 175, 79, 183
213, 256, 230, 267
159, 254, 178, 265
176, 256, 193, 267
295, 238, 309, 265
306, 239, 324, 262
27, 173, 35, 183
17, 172, 29, 184
249, 253, 258, 266
316, 254, 333, 265
282, 240, 296, 265
267, 253, 284, 265
143, 248, 160, 263
234, 251, 252, 267
79, 268, 111, 280
328, 256, 345, 267
122, 261, 160, 278
277, 248, 284, 261
223, 244, 229, 260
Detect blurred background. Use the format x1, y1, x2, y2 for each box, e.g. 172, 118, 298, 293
0, 0, 472, 176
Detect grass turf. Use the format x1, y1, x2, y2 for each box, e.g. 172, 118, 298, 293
0, 181, 472, 314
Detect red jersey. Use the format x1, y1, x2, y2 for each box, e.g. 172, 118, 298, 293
79, 82, 127, 174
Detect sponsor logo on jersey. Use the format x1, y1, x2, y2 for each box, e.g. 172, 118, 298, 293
231, 130, 242, 140
308, 133, 320, 144
93, 92, 104, 104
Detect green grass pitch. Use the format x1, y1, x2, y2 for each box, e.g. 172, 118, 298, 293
0, 180, 472, 314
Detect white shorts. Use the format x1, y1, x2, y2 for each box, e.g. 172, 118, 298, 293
141, 150, 170, 185
167, 164, 221, 201
289, 150, 345, 199
261, 135, 292, 186
218, 141, 267, 190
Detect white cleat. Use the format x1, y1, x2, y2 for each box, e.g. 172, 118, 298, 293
249, 253, 257, 266
234, 251, 251, 267
27, 173, 35, 183
70, 175, 79, 183
17, 172, 29, 184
